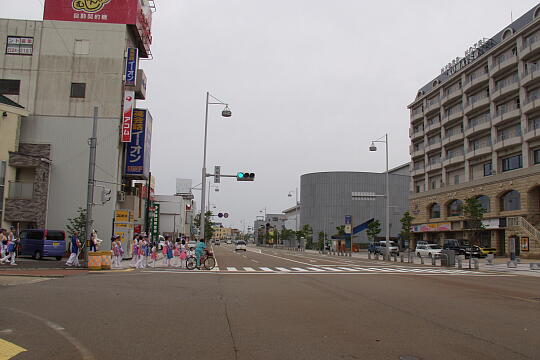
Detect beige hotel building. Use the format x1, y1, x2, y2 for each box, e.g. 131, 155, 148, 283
408, 4, 540, 258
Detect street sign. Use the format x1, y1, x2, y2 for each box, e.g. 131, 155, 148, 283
224, 213, 229, 218
214, 166, 221, 183
345, 215, 352, 224
344, 224, 352, 234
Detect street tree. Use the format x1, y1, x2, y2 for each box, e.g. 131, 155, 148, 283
318, 231, 326, 251
367, 220, 381, 243
194, 211, 216, 240
66, 207, 87, 242
399, 211, 414, 250
300, 224, 313, 249
463, 197, 486, 245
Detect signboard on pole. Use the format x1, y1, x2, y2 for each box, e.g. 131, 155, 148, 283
150, 203, 160, 242
345, 215, 352, 225
125, 109, 152, 178
125, 48, 138, 86
214, 166, 221, 183
121, 90, 135, 142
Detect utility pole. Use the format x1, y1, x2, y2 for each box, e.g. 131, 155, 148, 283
85, 106, 98, 262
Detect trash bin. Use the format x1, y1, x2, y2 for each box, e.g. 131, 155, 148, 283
441, 249, 455, 267
88, 252, 102, 270
99, 251, 113, 270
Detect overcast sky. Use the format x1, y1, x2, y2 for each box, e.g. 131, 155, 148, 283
4, 0, 539, 230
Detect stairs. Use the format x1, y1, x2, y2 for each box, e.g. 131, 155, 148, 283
507, 216, 540, 246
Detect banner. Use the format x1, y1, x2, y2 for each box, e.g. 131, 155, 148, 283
125, 47, 138, 86
125, 109, 152, 177
121, 90, 135, 142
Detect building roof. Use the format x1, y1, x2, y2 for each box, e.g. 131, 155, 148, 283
410, 3, 540, 106
282, 204, 301, 214
388, 162, 411, 174
0, 94, 24, 109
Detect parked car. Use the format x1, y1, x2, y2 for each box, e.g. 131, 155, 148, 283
214, 239, 221, 246
443, 239, 481, 258
378, 240, 399, 255
235, 240, 247, 251
19, 229, 66, 260
415, 243, 442, 258
226, 239, 232, 244
479, 246, 496, 256
368, 243, 378, 254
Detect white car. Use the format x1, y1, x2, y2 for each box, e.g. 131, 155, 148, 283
226, 239, 232, 245
235, 240, 247, 251
415, 244, 442, 258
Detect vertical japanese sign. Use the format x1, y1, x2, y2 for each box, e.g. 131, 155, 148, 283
125, 47, 138, 86
121, 90, 135, 142
150, 203, 160, 242
125, 109, 152, 177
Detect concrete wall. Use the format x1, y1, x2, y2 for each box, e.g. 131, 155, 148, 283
300, 172, 410, 243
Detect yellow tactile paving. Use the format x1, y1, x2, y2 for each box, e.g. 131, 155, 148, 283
0, 338, 27, 360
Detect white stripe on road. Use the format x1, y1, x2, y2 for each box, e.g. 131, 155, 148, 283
319, 267, 342, 272
306, 267, 326, 272
260, 267, 274, 272
276, 267, 291, 272
227, 267, 238, 272
291, 267, 308, 272
337, 267, 358, 272
243, 267, 256, 272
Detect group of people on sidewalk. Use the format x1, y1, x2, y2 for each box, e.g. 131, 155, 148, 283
129, 234, 204, 269
0, 227, 17, 265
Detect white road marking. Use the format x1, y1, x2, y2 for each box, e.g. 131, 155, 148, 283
260, 267, 274, 272
337, 267, 358, 272
227, 267, 238, 272
251, 259, 259, 263
243, 267, 256, 272
306, 267, 326, 272
291, 267, 308, 272
275, 267, 291, 272
319, 267, 342, 272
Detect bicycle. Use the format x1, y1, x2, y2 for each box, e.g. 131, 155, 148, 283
186, 249, 216, 270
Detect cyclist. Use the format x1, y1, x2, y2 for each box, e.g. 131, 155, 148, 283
195, 239, 206, 268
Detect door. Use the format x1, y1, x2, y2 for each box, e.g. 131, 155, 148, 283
515, 237, 521, 256
497, 230, 505, 256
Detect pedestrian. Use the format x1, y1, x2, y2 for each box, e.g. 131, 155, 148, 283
161, 237, 168, 265
165, 236, 173, 267
0, 229, 7, 260
65, 231, 81, 267
130, 236, 140, 268
150, 244, 158, 268
89, 231, 98, 252
136, 235, 147, 269
195, 239, 206, 268
112, 235, 122, 268
179, 238, 187, 269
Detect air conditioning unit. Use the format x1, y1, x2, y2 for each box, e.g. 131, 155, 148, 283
117, 191, 126, 202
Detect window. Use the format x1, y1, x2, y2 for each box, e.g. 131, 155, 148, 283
6, 36, 34, 56
0, 79, 21, 95
46, 231, 65, 241
484, 162, 492, 176
430, 204, 441, 219
454, 175, 460, 185
534, 149, 540, 164
74, 40, 90, 55
501, 154, 522, 172
70, 83, 86, 98
476, 195, 490, 212
448, 200, 463, 217
501, 190, 521, 211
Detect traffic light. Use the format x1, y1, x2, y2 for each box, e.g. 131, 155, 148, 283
236, 172, 255, 181
214, 166, 221, 184
101, 188, 112, 204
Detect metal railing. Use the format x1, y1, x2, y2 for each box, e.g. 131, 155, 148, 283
446, 148, 464, 159
496, 127, 522, 142
469, 139, 492, 152
467, 113, 491, 129
444, 126, 463, 138
507, 216, 540, 245
467, 90, 489, 106
495, 52, 517, 65
8, 181, 34, 200
495, 101, 520, 117
494, 73, 519, 91
524, 63, 540, 77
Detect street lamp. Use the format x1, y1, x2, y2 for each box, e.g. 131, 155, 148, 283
369, 133, 390, 253
200, 92, 231, 242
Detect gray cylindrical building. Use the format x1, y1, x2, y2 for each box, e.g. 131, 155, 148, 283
300, 171, 409, 245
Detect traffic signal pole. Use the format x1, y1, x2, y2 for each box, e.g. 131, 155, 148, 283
85, 106, 98, 263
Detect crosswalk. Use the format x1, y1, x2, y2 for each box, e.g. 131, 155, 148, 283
166, 265, 497, 275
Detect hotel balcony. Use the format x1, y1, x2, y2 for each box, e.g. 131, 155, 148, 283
409, 128, 425, 141
425, 141, 442, 153
442, 131, 464, 147
410, 110, 424, 122
490, 55, 518, 78
491, 80, 519, 103
492, 107, 521, 127
521, 35, 540, 60
521, 64, 540, 87
442, 108, 464, 126
464, 117, 491, 137
522, 97, 540, 115
426, 161, 442, 172
464, 96, 490, 116
411, 167, 425, 177
443, 154, 465, 167
524, 127, 540, 142
463, 72, 489, 93
441, 89, 462, 106
465, 143, 492, 160
493, 134, 523, 152
425, 120, 441, 134
425, 100, 441, 116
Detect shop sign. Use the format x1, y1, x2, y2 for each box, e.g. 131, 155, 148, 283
481, 218, 500, 229
520, 237, 529, 252
114, 210, 131, 223
125, 47, 138, 86
6, 36, 34, 55
440, 38, 496, 76
412, 222, 451, 232
125, 108, 153, 177
121, 90, 135, 142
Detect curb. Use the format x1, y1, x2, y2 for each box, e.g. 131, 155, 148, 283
0, 273, 65, 278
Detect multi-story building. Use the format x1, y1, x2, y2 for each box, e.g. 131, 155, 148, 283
0, 95, 29, 229
408, 4, 540, 258
0, 0, 155, 248
155, 194, 196, 240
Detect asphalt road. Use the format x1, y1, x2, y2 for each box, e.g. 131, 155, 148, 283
1, 244, 539, 360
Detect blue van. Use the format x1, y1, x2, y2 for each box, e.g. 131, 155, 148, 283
19, 229, 66, 260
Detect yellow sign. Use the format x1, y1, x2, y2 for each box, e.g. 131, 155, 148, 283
114, 210, 131, 223
72, 0, 111, 13
115, 231, 126, 243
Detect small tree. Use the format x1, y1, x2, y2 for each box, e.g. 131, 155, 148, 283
300, 224, 313, 249
367, 220, 381, 243
66, 207, 87, 241
318, 231, 326, 251
399, 211, 414, 250
463, 197, 486, 245
194, 211, 216, 240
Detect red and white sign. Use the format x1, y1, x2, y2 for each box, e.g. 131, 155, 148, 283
43, 0, 153, 56
121, 90, 135, 142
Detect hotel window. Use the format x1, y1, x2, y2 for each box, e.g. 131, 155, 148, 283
501, 190, 521, 211
430, 203, 441, 219
501, 154, 522, 172
70, 83, 86, 98
476, 195, 491, 212
0, 79, 21, 95
448, 200, 463, 217
483, 162, 492, 176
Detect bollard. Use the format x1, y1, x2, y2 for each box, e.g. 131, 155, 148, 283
431, 256, 436, 266
349, 252, 352, 257
392, 254, 397, 262
473, 258, 479, 270
420, 256, 424, 265
507, 260, 517, 268
368, 252, 372, 260
408, 252, 412, 263
457, 257, 462, 269
486, 254, 494, 265
400, 253, 404, 263
375, 253, 379, 260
